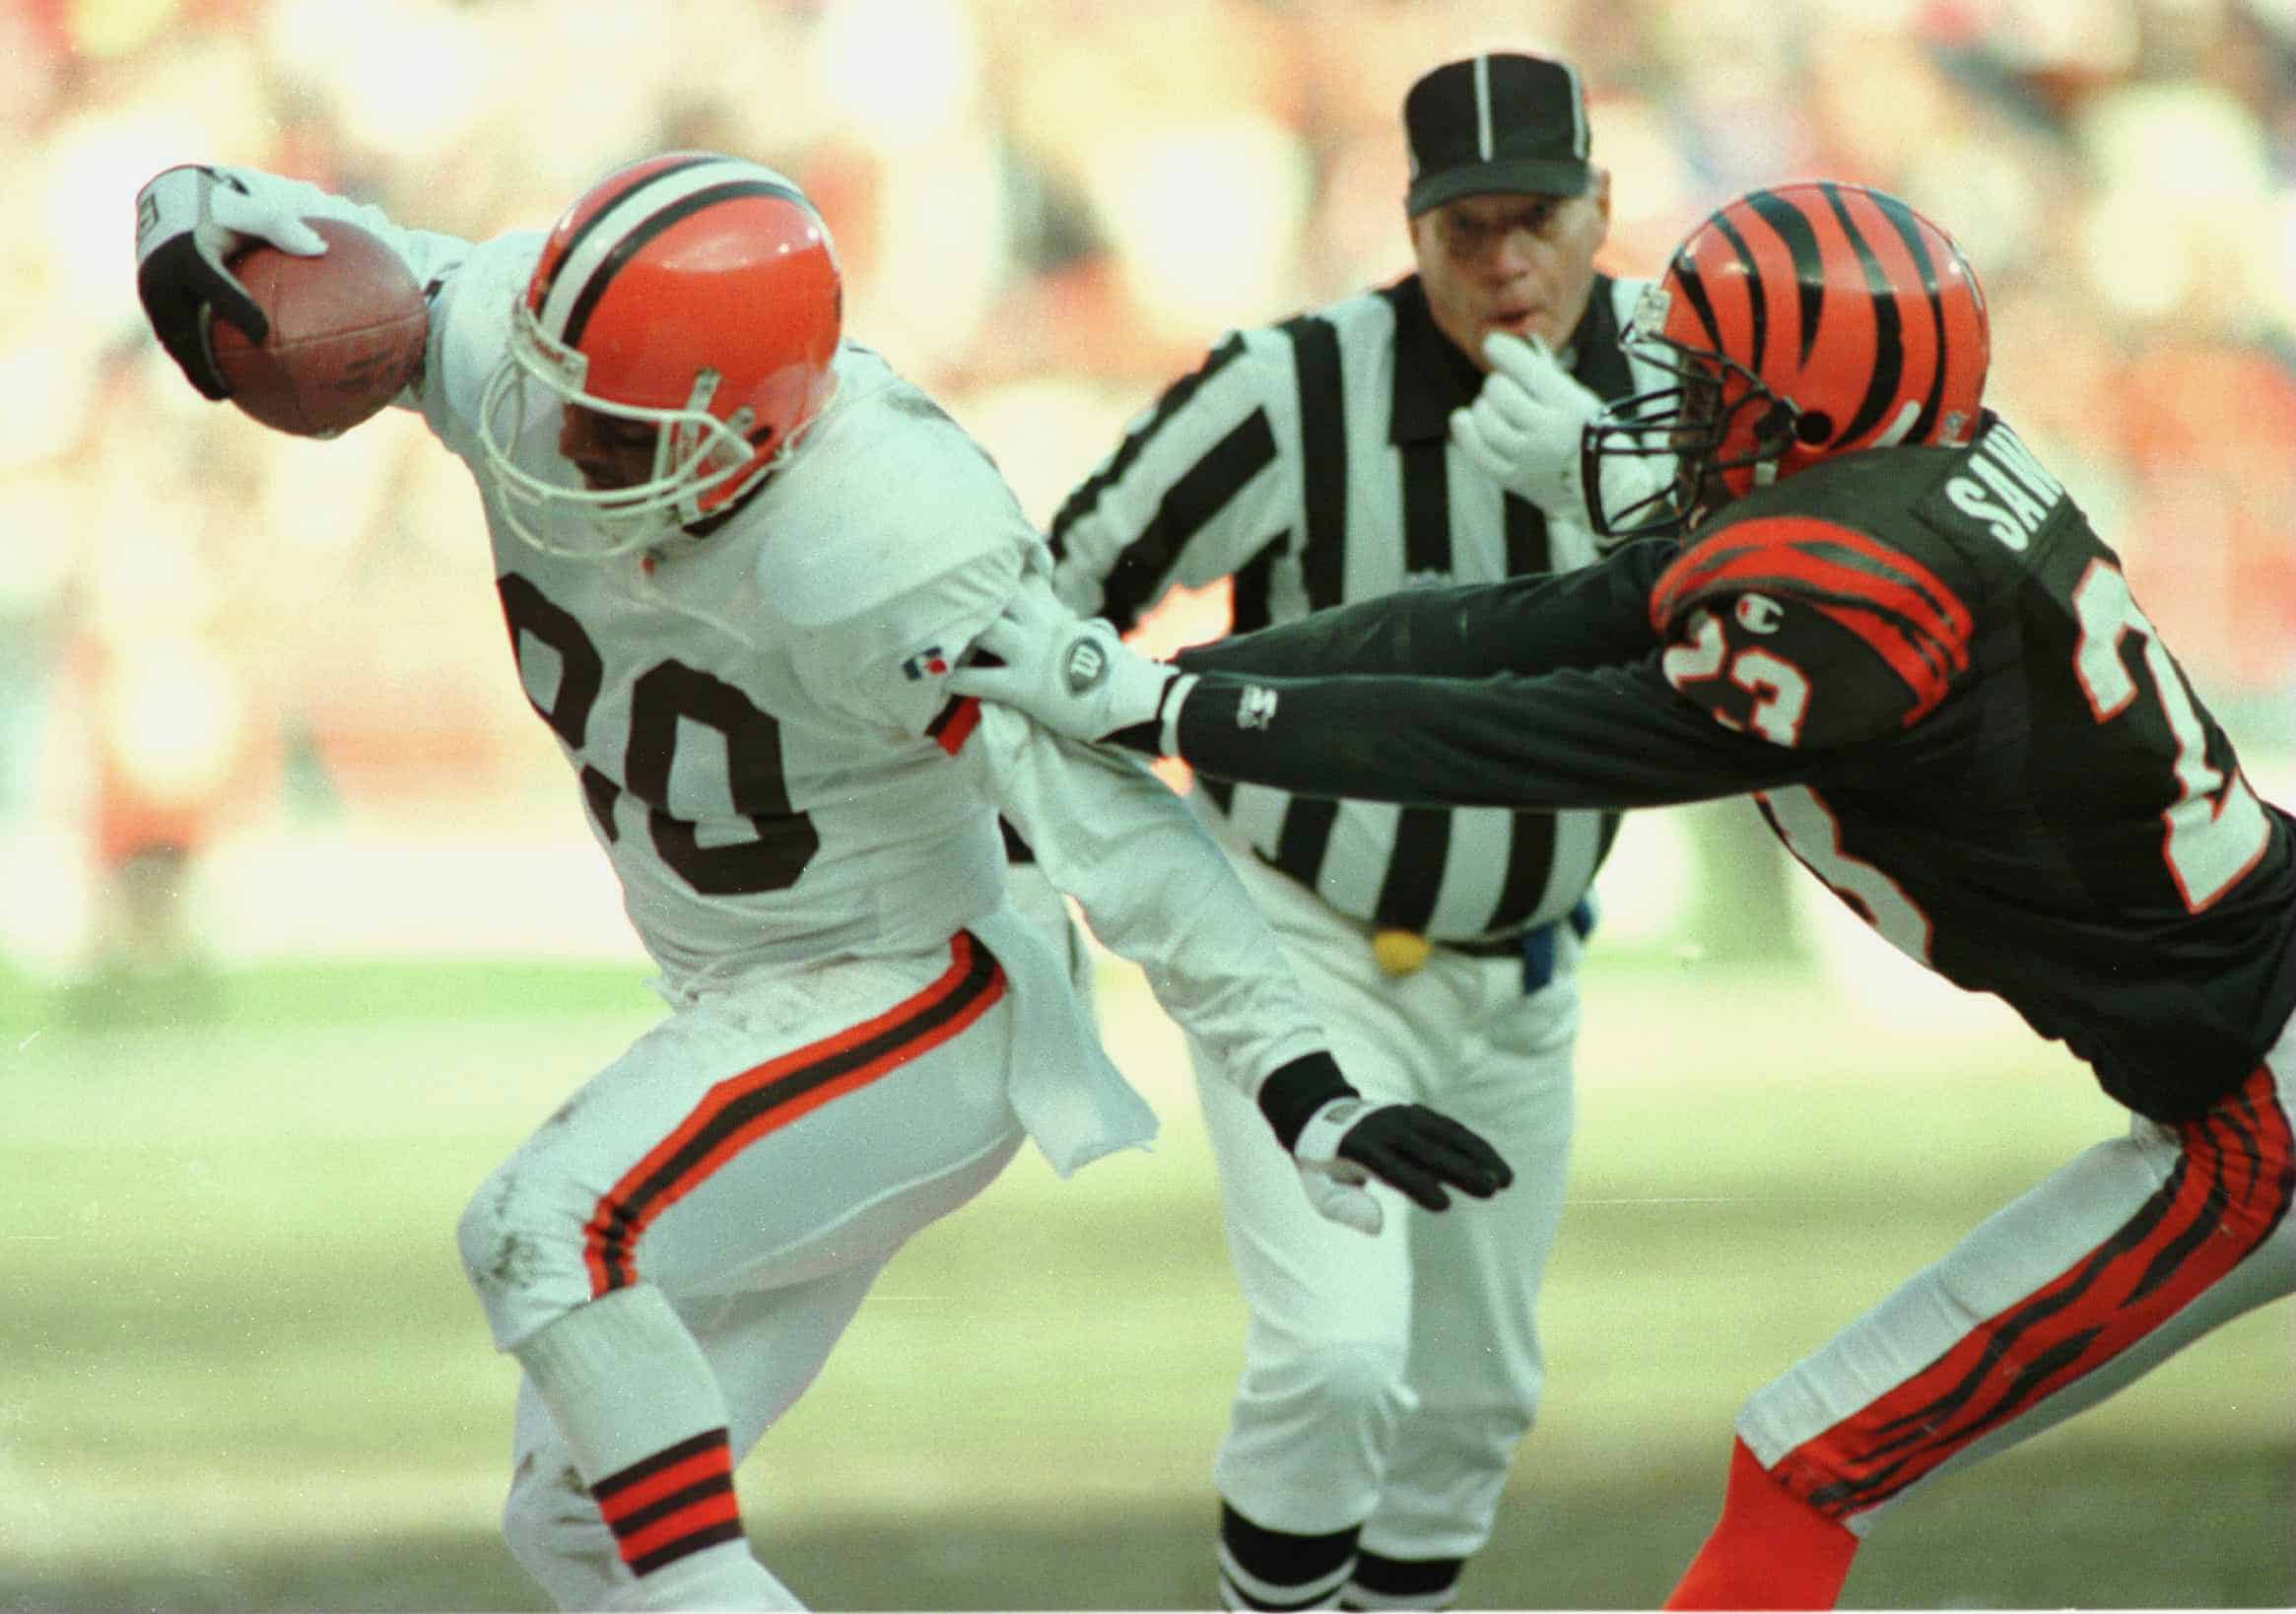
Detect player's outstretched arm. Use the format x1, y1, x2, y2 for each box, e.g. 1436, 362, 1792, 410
951, 542, 1808, 812
952, 544, 1675, 724
974, 698, 1512, 1236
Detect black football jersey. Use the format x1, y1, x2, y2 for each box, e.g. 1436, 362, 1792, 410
1172, 412, 2296, 1120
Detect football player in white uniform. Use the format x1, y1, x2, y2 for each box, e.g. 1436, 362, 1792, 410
132, 154, 1514, 1613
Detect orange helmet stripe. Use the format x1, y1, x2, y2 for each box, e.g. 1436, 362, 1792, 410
1702, 207, 1766, 372
1810, 183, 1912, 446
1851, 185, 1953, 445
1740, 188, 1826, 367
1701, 182, 1982, 456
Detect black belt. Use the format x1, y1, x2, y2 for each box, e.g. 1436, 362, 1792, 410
1420, 898, 1598, 992
1447, 932, 1532, 959
1437, 896, 1597, 956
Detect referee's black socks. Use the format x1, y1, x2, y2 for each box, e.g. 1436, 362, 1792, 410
1216, 1501, 1465, 1611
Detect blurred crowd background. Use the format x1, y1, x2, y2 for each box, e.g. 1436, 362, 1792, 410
3, 0, 2293, 996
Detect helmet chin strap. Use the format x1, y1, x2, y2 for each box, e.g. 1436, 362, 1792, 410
672, 408, 774, 530
676, 370, 839, 533
658, 370, 724, 519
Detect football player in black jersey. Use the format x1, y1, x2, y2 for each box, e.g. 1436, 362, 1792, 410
953, 180, 2296, 1610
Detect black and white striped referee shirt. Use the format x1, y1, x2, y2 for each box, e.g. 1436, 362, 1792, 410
1046, 272, 1657, 949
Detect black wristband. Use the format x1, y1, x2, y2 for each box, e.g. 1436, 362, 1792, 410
1106, 717, 1161, 756
1255, 1050, 1357, 1153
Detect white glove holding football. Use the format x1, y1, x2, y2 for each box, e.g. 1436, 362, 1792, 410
135, 164, 329, 398
1449, 331, 1606, 520
950, 576, 1195, 750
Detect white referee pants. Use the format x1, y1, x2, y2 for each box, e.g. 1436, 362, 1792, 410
1191, 848, 1583, 1564
1736, 1011, 2296, 1537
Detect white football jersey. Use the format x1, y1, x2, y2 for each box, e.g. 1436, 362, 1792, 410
414, 235, 1030, 982
232, 187, 1328, 1099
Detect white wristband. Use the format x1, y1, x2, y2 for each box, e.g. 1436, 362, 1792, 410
1158, 672, 1198, 760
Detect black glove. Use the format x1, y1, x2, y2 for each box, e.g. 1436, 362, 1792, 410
1257, 1052, 1515, 1236
134, 165, 328, 398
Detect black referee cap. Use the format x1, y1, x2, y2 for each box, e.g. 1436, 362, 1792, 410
1403, 52, 1592, 217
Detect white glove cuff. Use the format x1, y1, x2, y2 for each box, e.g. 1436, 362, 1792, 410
1291, 1095, 1370, 1169
1157, 672, 1198, 760
134, 166, 213, 261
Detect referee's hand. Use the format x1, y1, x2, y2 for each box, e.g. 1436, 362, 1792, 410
1450, 331, 1603, 519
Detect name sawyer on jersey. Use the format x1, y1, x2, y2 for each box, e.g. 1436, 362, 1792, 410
963, 409, 2296, 1127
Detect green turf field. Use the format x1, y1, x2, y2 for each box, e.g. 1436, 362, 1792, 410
2, 956, 2288, 1611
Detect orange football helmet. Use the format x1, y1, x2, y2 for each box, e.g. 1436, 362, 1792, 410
480, 152, 843, 557
1587, 180, 1990, 538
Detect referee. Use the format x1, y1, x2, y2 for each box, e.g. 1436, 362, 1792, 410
1020, 51, 1671, 1614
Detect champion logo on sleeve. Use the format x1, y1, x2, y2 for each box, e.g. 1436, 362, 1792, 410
901, 645, 950, 681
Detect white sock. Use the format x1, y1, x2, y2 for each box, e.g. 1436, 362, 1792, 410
517, 1285, 794, 1604
514, 1284, 727, 1478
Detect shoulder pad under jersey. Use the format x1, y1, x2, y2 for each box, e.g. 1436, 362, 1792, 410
760, 354, 1034, 630
1649, 512, 1976, 748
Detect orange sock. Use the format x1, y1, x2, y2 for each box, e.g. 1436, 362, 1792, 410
1663, 1438, 1858, 1610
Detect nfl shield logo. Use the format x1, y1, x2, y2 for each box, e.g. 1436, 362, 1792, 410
902, 645, 950, 681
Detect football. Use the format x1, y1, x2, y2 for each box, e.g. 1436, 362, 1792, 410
209, 217, 429, 438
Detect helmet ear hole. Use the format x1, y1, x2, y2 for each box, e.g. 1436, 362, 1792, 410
1792, 408, 1833, 445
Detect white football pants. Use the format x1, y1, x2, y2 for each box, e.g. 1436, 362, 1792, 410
458, 932, 1030, 1610
1192, 847, 1583, 1564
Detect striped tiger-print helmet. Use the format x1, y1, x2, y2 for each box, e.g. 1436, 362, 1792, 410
479, 152, 843, 558
1586, 181, 1989, 538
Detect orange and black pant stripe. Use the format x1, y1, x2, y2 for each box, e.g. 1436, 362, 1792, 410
1777, 1064, 2293, 1520
591, 1428, 743, 1576
581, 930, 1006, 1296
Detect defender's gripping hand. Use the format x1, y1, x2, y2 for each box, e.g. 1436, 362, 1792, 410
951, 577, 1195, 751
1449, 331, 1605, 519
135, 165, 329, 398
1257, 1053, 1515, 1238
